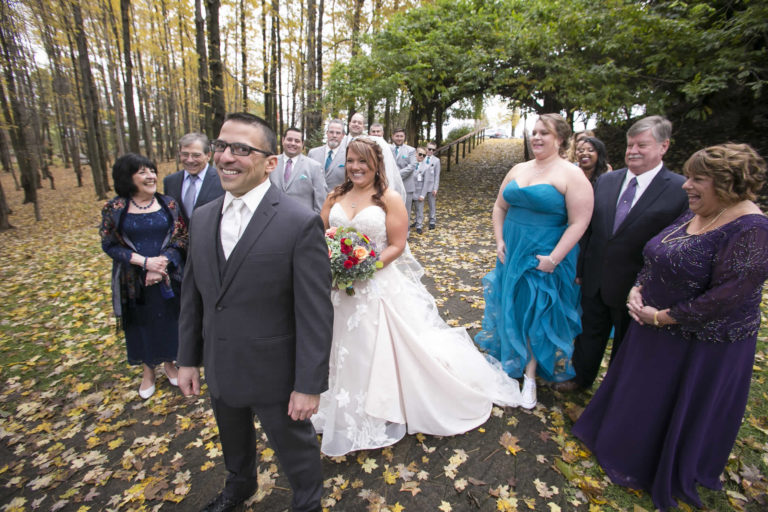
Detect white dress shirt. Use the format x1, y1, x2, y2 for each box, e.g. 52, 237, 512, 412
220, 179, 271, 258
617, 162, 663, 208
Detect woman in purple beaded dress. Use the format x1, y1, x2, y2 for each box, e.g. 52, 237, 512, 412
573, 143, 768, 510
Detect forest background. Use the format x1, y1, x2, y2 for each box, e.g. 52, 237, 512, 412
0, 0, 766, 226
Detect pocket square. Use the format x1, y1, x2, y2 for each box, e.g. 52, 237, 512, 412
338, 164, 345, 167
300, 175, 308, 180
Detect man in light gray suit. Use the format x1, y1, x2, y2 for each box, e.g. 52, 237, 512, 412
177, 113, 332, 512
270, 127, 326, 213
163, 133, 224, 225
369, 123, 384, 138
424, 141, 441, 229
390, 128, 418, 226
307, 119, 347, 191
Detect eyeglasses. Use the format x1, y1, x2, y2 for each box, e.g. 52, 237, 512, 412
426, 147, 436, 152
417, 152, 426, 157
179, 152, 205, 159
211, 139, 273, 157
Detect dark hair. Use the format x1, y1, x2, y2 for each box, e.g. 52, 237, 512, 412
683, 143, 767, 203
113, 153, 157, 197
283, 126, 303, 140
329, 137, 388, 212
223, 112, 278, 154
538, 113, 571, 157
578, 137, 609, 183
392, 128, 406, 135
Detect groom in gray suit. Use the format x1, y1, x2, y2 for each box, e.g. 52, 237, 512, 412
270, 127, 326, 213
307, 119, 347, 191
177, 113, 332, 512
163, 133, 225, 225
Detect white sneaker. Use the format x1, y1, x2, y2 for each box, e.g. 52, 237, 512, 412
520, 375, 537, 409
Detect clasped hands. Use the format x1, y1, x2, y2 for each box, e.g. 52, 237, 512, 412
627, 286, 669, 326
144, 255, 169, 286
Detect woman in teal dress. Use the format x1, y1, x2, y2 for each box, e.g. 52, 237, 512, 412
476, 114, 594, 408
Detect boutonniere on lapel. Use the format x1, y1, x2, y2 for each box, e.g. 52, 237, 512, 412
300, 175, 308, 180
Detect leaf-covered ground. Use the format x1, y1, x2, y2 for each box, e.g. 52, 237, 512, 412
1, 139, 767, 511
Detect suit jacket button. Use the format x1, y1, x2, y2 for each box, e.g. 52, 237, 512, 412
216, 306, 224, 312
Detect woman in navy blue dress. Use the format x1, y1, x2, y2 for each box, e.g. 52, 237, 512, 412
573, 143, 768, 510
100, 154, 187, 399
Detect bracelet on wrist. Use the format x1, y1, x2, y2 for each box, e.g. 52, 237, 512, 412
143, 257, 148, 271
547, 256, 558, 267
653, 310, 661, 327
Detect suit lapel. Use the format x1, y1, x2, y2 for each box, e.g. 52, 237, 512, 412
218, 186, 279, 299
615, 166, 670, 236
197, 195, 225, 289
198, 164, 216, 203
601, 169, 625, 236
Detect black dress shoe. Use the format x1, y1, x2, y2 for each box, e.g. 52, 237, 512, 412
201, 493, 244, 512
429, 223, 435, 230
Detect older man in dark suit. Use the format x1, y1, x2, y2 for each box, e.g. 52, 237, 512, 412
555, 116, 688, 392
163, 133, 224, 224
177, 113, 333, 512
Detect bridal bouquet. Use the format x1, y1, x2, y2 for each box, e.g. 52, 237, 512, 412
325, 226, 383, 295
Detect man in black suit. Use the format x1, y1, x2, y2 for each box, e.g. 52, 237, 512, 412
555, 116, 688, 392
177, 113, 333, 512
163, 133, 224, 224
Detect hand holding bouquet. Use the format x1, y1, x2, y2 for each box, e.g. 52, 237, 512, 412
326, 226, 383, 295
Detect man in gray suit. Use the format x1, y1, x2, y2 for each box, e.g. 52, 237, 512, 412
347, 112, 365, 140
177, 113, 332, 512
163, 132, 224, 224
270, 127, 326, 213
424, 141, 441, 229
307, 119, 347, 191
369, 123, 384, 138
390, 128, 418, 226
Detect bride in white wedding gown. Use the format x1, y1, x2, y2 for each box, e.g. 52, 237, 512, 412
311, 137, 522, 456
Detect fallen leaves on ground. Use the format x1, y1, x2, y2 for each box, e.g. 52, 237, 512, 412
1, 139, 767, 511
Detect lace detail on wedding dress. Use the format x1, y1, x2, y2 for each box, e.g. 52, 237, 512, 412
313, 203, 522, 457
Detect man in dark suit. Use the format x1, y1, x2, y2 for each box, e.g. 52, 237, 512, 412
555, 116, 688, 392
163, 133, 225, 224
270, 127, 326, 213
177, 113, 333, 512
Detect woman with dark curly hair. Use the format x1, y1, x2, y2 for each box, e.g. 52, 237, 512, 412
573, 143, 768, 510
575, 136, 610, 184
100, 153, 187, 399
312, 138, 522, 456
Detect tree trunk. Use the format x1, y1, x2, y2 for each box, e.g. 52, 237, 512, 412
103, 1, 126, 156
275, 0, 283, 137
0, 176, 12, 230
316, 0, 324, 96
261, 0, 270, 123
304, 0, 320, 137
178, 16, 191, 134
195, 0, 211, 133
436, 108, 444, 146
240, 0, 247, 110
71, 0, 108, 199
159, 0, 178, 158
266, 0, 278, 130
121, 0, 140, 153
206, 0, 225, 136
135, 49, 154, 160
0, 1, 41, 213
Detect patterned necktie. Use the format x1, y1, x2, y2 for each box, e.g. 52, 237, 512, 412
325, 150, 333, 172
183, 174, 198, 216
222, 198, 245, 259
284, 158, 293, 182
613, 177, 638, 234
